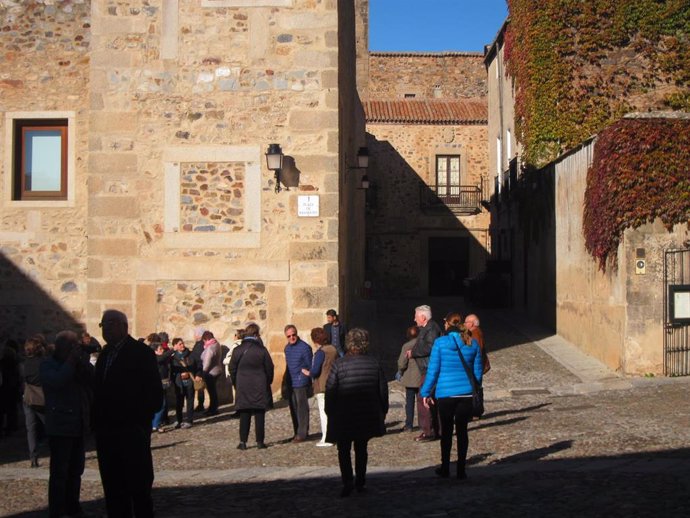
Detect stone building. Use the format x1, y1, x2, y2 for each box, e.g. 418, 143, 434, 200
0, 0, 369, 386
484, 21, 690, 375
361, 52, 490, 298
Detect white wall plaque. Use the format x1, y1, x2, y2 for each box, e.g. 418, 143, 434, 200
298, 195, 319, 217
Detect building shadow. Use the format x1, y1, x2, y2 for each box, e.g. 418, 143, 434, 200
6, 447, 690, 517
0, 251, 83, 343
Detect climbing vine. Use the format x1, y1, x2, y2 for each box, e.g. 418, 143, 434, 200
505, 0, 690, 168
583, 118, 690, 270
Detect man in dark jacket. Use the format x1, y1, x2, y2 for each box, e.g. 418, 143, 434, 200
406, 304, 442, 442
323, 309, 347, 357
41, 330, 93, 518
191, 327, 206, 411
284, 325, 313, 442
93, 310, 162, 518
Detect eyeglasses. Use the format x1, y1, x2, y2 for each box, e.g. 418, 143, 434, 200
286, 333, 297, 338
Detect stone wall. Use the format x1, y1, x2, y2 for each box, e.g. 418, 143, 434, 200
0, 0, 362, 391
367, 52, 487, 101
365, 122, 490, 297
551, 134, 690, 375
0, 1, 91, 339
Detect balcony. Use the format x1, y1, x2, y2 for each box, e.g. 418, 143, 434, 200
420, 184, 483, 214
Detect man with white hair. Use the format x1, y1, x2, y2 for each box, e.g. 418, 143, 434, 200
406, 305, 442, 442
465, 314, 490, 373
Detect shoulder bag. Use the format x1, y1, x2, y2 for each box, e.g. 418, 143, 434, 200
181, 357, 205, 391
451, 336, 484, 417
24, 383, 45, 408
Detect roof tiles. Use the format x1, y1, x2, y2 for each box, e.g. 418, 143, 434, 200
364, 99, 487, 125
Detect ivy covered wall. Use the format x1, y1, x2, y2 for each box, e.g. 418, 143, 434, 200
505, 0, 690, 168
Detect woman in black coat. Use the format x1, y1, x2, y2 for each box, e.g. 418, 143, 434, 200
325, 328, 389, 497
228, 323, 274, 450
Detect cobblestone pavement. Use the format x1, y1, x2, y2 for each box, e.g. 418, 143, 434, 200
2, 301, 689, 517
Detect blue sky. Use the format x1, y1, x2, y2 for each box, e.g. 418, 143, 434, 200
369, 0, 509, 52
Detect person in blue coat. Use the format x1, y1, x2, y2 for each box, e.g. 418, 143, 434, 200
420, 312, 482, 480
283, 324, 313, 442
40, 330, 94, 518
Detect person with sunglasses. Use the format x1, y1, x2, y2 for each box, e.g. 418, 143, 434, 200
283, 325, 313, 443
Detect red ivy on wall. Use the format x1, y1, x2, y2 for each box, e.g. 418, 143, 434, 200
583, 118, 690, 270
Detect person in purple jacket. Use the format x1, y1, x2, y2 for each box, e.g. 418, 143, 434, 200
283, 325, 313, 442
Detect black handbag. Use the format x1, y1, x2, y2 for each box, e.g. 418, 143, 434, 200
452, 336, 484, 417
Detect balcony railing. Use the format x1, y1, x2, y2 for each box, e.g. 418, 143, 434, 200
420, 184, 483, 214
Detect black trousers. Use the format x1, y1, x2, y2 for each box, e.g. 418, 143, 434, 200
238, 409, 266, 444
174, 382, 195, 424
288, 387, 309, 439
203, 373, 219, 412
96, 428, 154, 518
48, 435, 85, 518
437, 397, 473, 475
336, 438, 369, 488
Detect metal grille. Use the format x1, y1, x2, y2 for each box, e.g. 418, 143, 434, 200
664, 248, 690, 376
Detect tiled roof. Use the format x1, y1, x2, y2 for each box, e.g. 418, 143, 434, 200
364, 99, 488, 125
370, 51, 484, 58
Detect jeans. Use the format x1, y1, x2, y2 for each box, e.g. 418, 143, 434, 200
437, 397, 473, 476
315, 392, 329, 442
404, 387, 418, 429
151, 397, 166, 430
239, 409, 266, 444
48, 435, 85, 518
289, 386, 309, 439
337, 438, 369, 488
23, 402, 45, 461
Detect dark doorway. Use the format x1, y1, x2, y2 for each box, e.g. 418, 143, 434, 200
428, 237, 469, 296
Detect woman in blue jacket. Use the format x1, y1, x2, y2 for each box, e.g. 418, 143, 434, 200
420, 312, 482, 480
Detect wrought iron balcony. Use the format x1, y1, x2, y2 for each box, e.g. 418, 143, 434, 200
420, 184, 483, 214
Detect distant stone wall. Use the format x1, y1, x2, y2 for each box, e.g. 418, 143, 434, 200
155, 280, 267, 342
366, 121, 490, 297
367, 52, 487, 101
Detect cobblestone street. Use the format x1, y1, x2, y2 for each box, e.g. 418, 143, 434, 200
2, 303, 689, 517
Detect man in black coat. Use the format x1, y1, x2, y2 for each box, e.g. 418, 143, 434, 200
93, 310, 162, 518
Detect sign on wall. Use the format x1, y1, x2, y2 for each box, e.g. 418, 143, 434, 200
298, 195, 319, 217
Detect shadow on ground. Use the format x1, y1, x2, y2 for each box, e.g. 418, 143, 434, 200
6, 447, 690, 518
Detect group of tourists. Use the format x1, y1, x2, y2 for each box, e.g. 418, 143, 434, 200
0, 303, 488, 511
1, 310, 162, 518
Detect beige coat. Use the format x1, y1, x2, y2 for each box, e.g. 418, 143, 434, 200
397, 338, 423, 388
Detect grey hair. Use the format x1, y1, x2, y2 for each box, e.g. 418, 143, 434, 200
415, 305, 432, 320
345, 328, 369, 355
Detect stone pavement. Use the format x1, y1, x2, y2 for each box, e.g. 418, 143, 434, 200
2, 301, 690, 517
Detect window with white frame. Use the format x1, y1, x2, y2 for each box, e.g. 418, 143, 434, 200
436, 155, 461, 197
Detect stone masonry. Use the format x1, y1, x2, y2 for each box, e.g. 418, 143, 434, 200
0, 0, 365, 393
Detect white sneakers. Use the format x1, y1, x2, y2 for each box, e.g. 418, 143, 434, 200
316, 441, 333, 447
